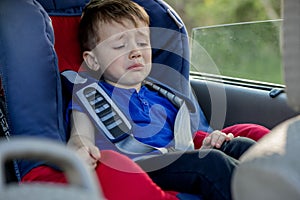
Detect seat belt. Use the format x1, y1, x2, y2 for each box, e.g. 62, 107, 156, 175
63, 70, 194, 156
143, 80, 194, 151
76, 82, 169, 155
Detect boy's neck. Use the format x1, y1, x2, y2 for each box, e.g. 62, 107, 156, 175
104, 79, 142, 92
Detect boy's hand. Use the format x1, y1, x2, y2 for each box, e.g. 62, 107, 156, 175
201, 130, 234, 149
77, 145, 101, 169
67, 136, 101, 169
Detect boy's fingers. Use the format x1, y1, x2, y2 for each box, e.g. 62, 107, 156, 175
211, 134, 221, 146
214, 138, 223, 148
90, 146, 101, 160
212, 132, 227, 148
201, 136, 212, 149
203, 131, 234, 149
226, 133, 234, 141
203, 136, 211, 145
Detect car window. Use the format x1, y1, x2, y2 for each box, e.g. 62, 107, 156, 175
190, 20, 282, 84
164, 0, 282, 84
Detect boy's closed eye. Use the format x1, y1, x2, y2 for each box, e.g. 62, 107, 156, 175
137, 41, 149, 47
113, 44, 126, 49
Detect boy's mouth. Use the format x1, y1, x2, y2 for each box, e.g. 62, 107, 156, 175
127, 63, 144, 70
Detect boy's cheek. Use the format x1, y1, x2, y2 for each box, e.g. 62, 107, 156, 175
143, 50, 152, 63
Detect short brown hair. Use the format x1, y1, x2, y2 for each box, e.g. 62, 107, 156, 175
79, 0, 150, 52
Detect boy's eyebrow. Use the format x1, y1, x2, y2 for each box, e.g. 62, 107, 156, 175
115, 33, 126, 40
113, 29, 149, 41
136, 29, 150, 37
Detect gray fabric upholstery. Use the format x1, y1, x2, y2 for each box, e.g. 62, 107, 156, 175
232, 116, 300, 200
0, 138, 105, 200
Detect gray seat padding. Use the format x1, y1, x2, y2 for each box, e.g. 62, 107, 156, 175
232, 115, 300, 200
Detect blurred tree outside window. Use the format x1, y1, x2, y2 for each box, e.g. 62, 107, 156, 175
164, 0, 283, 84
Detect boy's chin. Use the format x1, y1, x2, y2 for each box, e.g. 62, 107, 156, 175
124, 74, 147, 83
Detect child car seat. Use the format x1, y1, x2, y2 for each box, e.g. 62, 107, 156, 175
45, 0, 206, 199
40, 0, 212, 134
0, 0, 203, 199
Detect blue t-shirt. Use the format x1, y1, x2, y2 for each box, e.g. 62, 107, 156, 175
69, 81, 179, 152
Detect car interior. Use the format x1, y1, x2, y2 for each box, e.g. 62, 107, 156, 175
232, 1, 300, 199
0, 0, 300, 199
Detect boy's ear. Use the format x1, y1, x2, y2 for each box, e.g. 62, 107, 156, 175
83, 51, 100, 71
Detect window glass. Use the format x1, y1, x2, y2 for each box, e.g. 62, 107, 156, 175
164, 0, 282, 84
190, 20, 283, 84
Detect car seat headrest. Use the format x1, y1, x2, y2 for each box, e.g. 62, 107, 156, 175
48, 0, 191, 93
37, 0, 89, 14
51, 16, 82, 72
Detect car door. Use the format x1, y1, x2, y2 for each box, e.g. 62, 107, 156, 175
188, 19, 300, 131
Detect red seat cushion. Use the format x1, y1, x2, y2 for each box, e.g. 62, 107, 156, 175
51, 16, 83, 72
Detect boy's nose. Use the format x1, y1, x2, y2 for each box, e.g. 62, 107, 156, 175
129, 49, 142, 59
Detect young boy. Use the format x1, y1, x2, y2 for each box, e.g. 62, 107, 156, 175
67, 0, 266, 199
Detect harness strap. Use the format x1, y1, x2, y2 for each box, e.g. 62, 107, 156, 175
143, 80, 183, 108
76, 83, 169, 155
64, 70, 194, 156
143, 80, 194, 151
174, 101, 194, 151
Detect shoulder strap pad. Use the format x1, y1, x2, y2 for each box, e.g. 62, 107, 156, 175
62, 70, 169, 155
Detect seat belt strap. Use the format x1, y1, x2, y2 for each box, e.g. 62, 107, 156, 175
66, 70, 194, 155
174, 101, 194, 151
143, 80, 183, 108
143, 80, 194, 151
76, 82, 168, 155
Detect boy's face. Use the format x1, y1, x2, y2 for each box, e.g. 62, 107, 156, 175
84, 19, 151, 90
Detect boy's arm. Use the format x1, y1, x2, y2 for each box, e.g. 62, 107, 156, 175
67, 110, 101, 169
